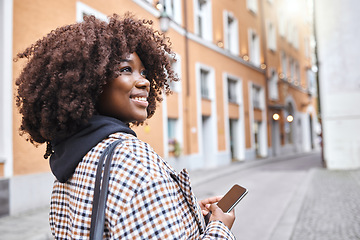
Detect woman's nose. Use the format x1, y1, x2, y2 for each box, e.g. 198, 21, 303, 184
136, 75, 150, 91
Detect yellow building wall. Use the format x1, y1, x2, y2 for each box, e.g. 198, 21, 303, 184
11, 0, 317, 176
13, 0, 77, 176
228, 103, 240, 119
167, 93, 180, 119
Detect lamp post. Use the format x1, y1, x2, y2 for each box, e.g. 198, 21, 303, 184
159, 9, 170, 33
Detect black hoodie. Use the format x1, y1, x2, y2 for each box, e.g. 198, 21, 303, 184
49, 115, 136, 183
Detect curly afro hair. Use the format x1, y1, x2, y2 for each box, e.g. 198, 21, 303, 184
15, 13, 178, 155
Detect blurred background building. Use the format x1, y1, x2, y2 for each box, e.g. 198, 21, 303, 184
0, 0, 319, 216
314, 0, 360, 170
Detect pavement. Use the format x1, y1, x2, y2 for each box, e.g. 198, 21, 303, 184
0, 151, 359, 240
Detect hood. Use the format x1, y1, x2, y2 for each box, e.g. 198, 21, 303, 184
49, 115, 136, 183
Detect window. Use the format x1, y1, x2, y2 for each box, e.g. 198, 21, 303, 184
287, 21, 293, 44
293, 28, 299, 49
247, 0, 258, 14
76, 2, 107, 22
268, 69, 279, 100
167, 118, 182, 157
307, 69, 317, 95
249, 29, 260, 66
267, 20, 276, 51
227, 78, 238, 103
168, 118, 176, 140
200, 69, 210, 99
278, 13, 286, 37
195, 0, 212, 41
289, 58, 295, 82
287, 22, 299, 49
252, 85, 262, 109
197, 64, 214, 102
163, 0, 182, 24
168, 55, 181, 92
224, 11, 239, 55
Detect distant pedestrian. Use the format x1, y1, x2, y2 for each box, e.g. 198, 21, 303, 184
15, 14, 235, 239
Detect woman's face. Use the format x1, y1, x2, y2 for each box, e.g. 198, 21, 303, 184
97, 52, 150, 123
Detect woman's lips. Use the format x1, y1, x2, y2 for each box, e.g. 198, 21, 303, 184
131, 96, 148, 107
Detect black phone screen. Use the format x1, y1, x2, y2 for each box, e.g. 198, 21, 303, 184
204, 184, 248, 225
217, 184, 248, 213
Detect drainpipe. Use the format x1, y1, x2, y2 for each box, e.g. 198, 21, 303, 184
183, 0, 191, 156
259, 0, 270, 157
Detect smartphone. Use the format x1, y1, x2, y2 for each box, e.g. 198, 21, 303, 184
204, 184, 248, 225
217, 184, 248, 213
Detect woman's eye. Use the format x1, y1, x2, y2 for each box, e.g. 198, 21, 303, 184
120, 67, 132, 73
141, 70, 148, 78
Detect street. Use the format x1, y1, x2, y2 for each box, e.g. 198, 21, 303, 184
192, 152, 323, 240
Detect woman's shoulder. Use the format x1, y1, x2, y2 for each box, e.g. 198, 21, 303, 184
101, 132, 177, 204
106, 132, 175, 181
108, 132, 157, 158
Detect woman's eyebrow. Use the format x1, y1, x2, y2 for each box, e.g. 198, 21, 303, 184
119, 59, 133, 63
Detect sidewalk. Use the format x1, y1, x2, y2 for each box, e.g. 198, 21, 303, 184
290, 168, 360, 240
0, 206, 51, 240
189, 151, 321, 186
1, 151, 359, 240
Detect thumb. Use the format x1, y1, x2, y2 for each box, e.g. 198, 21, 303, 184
208, 203, 223, 213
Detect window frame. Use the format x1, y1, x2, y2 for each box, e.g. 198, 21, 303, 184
268, 68, 279, 100
248, 28, 261, 66
227, 77, 239, 104
76, 2, 107, 22
223, 11, 239, 55
168, 54, 181, 93
289, 57, 295, 82
267, 20, 277, 51
278, 13, 286, 38
196, 63, 215, 102
194, 0, 213, 41
200, 68, 210, 99
252, 84, 263, 109
247, 0, 258, 14
163, 0, 182, 24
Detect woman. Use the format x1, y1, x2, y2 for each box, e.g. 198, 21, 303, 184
15, 14, 236, 239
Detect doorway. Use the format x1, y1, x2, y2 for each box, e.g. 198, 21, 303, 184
202, 115, 216, 167
271, 119, 281, 156
229, 119, 241, 161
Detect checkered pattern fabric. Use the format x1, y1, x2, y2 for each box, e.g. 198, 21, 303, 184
50, 132, 235, 239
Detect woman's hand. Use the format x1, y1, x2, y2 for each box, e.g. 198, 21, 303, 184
198, 196, 222, 216
199, 196, 236, 230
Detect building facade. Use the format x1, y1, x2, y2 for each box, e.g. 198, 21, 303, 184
0, 0, 319, 216
315, 0, 360, 169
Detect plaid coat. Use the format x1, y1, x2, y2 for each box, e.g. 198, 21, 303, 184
50, 132, 235, 239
